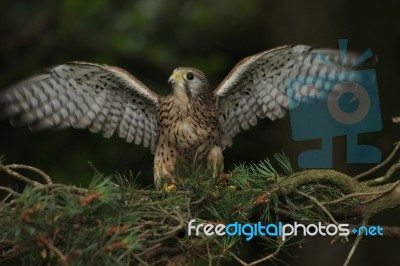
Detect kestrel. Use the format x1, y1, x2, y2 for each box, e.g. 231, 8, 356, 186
0, 45, 365, 188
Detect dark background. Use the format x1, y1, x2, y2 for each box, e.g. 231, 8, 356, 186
0, 1, 399, 265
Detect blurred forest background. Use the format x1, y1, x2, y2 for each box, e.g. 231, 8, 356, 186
0, 0, 399, 265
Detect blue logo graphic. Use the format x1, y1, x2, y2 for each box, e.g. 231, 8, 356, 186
286, 39, 382, 168
351, 225, 383, 236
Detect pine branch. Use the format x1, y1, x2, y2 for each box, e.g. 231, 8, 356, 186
0, 145, 400, 265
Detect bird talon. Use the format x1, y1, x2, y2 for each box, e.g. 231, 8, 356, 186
163, 183, 176, 191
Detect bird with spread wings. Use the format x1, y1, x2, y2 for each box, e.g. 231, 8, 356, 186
0, 45, 363, 188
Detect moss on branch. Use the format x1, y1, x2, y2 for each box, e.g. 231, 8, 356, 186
0, 146, 400, 265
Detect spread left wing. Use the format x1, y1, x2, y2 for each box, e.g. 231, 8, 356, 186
214, 45, 373, 149
0, 62, 160, 153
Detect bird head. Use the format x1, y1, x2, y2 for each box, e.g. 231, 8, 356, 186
168, 67, 211, 103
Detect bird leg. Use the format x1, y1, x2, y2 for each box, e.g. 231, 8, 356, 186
153, 152, 177, 190
206, 146, 224, 179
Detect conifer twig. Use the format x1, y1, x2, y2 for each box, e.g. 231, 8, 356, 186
362, 161, 400, 186
1, 150, 400, 265
0, 164, 41, 186
295, 190, 339, 226
354, 142, 400, 180
343, 218, 367, 266
230, 241, 283, 266
310, 180, 400, 206
6, 164, 53, 184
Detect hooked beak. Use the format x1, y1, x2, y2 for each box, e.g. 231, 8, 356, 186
168, 71, 183, 85
168, 75, 176, 84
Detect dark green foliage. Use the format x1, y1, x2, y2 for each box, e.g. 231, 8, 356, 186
0, 153, 364, 265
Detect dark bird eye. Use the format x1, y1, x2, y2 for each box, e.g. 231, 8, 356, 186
186, 72, 194, 80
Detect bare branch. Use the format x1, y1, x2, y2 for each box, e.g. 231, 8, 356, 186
230, 241, 283, 266
6, 164, 52, 184
343, 218, 367, 266
0, 164, 41, 186
354, 142, 400, 180
362, 161, 400, 186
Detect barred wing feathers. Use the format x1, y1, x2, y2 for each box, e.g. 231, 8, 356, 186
215, 45, 366, 149
0, 62, 159, 153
